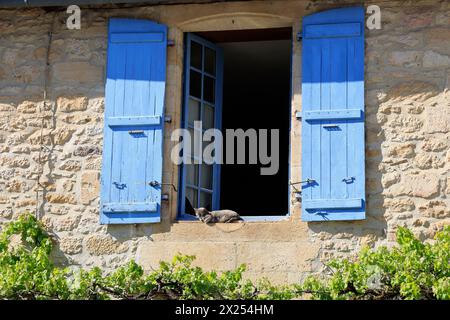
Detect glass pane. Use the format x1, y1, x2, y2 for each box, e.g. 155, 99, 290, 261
188, 128, 201, 158
188, 98, 200, 125
189, 70, 201, 99
200, 192, 212, 211
203, 104, 214, 129
201, 164, 213, 189
190, 41, 202, 70
186, 187, 198, 209
204, 47, 216, 75
203, 76, 215, 103
203, 138, 216, 164
185, 163, 198, 185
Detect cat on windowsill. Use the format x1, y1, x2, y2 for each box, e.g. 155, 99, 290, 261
195, 207, 243, 224
185, 197, 243, 224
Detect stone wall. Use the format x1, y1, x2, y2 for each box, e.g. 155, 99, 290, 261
0, 0, 449, 282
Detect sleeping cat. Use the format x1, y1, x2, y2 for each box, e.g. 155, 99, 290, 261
194, 207, 243, 224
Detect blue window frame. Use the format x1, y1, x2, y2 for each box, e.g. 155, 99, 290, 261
178, 31, 293, 221
179, 33, 224, 215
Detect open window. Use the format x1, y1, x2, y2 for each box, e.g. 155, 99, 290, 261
179, 28, 292, 219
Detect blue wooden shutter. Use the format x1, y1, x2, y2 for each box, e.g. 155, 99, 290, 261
301, 7, 365, 221
100, 18, 167, 224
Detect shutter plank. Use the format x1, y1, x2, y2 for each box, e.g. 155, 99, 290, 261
310, 42, 322, 202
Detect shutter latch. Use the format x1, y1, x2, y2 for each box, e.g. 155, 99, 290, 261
290, 180, 316, 203
290, 179, 316, 185
112, 182, 126, 189
342, 177, 355, 184
149, 180, 177, 192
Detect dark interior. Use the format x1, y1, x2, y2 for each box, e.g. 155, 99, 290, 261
195, 28, 291, 216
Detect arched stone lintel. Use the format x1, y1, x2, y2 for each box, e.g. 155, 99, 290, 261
178, 12, 294, 32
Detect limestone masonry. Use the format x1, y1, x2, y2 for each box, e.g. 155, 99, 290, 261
0, 0, 449, 283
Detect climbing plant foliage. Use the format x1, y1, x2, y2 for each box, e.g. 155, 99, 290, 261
300, 226, 450, 300
0, 213, 449, 300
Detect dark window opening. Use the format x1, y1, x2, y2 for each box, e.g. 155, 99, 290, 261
220, 33, 291, 216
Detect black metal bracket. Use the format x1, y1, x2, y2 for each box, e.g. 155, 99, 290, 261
149, 180, 177, 192
290, 179, 315, 185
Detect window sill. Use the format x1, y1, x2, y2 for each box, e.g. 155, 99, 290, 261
177, 214, 290, 222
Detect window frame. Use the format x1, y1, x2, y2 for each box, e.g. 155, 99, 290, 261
179, 33, 224, 217
178, 31, 293, 222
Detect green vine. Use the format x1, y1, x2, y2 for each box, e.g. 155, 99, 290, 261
0, 213, 449, 300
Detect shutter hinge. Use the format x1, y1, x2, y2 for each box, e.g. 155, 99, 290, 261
162, 194, 169, 201
164, 115, 172, 123
167, 39, 175, 47
296, 32, 302, 41
295, 111, 302, 120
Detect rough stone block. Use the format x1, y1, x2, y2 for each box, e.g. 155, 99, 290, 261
80, 171, 100, 204
57, 96, 88, 112
58, 160, 82, 172
388, 173, 440, 199
235, 242, 319, 273
59, 236, 83, 255
137, 241, 237, 271
45, 193, 76, 204
383, 198, 415, 212
423, 50, 450, 68
85, 234, 128, 256
53, 62, 102, 83
419, 201, 450, 218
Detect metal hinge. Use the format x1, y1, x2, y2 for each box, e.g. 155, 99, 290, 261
128, 129, 144, 134
296, 32, 302, 41
164, 115, 172, 123
295, 111, 302, 120
167, 39, 175, 47
162, 194, 169, 201
323, 124, 339, 129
